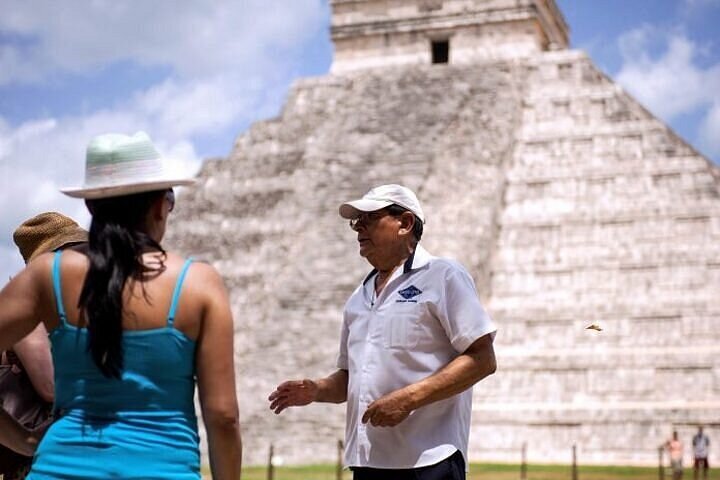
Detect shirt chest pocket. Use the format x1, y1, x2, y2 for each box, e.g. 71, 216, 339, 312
382, 307, 424, 349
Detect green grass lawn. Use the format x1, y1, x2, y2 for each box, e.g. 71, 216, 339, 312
217, 463, 718, 480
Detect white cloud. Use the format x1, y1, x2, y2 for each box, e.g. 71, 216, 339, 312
616, 28, 720, 119
0, 117, 88, 277
0, 0, 329, 281
0, 100, 203, 278
0, 0, 327, 85
615, 27, 720, 158
0, 78, 240, 235
137, 75, 261, 140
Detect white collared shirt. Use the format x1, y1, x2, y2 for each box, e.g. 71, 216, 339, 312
337, 245, 496, 469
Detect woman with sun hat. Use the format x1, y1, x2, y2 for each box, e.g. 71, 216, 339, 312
0, 132, 242, 479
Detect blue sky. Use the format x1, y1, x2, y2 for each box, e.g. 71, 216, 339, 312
0, 0, 719, 280
559, 0, 720, 152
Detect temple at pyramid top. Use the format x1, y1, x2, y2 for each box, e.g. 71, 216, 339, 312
330, 0, 570, 72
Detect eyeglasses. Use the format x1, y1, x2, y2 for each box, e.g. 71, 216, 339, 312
349, 210, 388, 231
166, 189, 175, 212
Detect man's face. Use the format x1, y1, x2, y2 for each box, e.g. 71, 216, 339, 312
350, 208, 403, 262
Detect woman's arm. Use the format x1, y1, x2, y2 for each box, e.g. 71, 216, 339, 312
12, 323, 54, 403
194, 264, 242, 480
0, 257, 52, 351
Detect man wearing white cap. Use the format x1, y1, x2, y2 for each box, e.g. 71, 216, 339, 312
269, 184, 497, 479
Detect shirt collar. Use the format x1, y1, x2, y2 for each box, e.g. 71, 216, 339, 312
406, 244, 432, 271
362, 244, 432, 285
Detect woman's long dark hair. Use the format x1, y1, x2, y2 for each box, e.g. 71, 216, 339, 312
79, 189, 167, 378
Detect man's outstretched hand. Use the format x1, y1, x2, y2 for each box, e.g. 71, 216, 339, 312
268, 379, 319, 414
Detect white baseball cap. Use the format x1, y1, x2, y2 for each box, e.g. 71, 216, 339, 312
339, 184, 425, 223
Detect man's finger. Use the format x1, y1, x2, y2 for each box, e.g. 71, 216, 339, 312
269, 393, 291, 409
271, 399, 289, 414
361, 406, 374, 424
268, 391, 286, 405
371, 413, 386, 427
275, 381, 294, 392
268, 381, 296, 401
278, 380, 303, 391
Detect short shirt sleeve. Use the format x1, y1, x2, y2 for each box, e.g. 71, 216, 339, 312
435, 264, 496, 353
336, 309, 350, 370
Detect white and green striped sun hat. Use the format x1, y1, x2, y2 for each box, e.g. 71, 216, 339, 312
61, 131, 195, 199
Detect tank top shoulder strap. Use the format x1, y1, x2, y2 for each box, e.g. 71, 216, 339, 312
167, 258, 194, 327
52, 250, 69, 327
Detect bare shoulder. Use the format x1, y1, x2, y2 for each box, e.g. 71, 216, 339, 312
58, 248, 90, 267
25, 250, 54, 272
165, 253, 228, 296
166, 255, 232, 328
14, 252, 59, 312
24, 251, 61, 283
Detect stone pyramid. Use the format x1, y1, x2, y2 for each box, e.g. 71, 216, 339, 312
167, 0, 720, 466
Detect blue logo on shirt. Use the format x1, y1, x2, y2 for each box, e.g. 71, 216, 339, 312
397, 285, 422, 302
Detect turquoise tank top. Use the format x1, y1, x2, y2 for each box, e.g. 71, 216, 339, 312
28, 251, 200, 479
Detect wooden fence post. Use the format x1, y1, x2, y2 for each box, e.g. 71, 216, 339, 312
520, 442, 527, 480
336, 439, 344, 480
572, 444, 578, 480
267, 443, 274, 480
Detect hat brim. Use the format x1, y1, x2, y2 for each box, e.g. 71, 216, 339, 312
61, 178, 196, 199
339, 199, 393, 219
28, 230, 88, 262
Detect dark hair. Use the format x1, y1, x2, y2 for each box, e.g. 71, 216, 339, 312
386, 205, 423, 243
79, 189, 167, 378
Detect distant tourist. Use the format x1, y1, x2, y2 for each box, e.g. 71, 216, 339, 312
269, 184, 497, 480
693, 426, 710, 480
666, 430, 684, 480
0, 132, 242, 479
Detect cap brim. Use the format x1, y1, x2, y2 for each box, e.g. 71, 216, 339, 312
339, 199, 393, 219
61, 178, 196, 199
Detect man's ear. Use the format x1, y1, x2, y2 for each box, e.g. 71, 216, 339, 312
398, 211, 415, 236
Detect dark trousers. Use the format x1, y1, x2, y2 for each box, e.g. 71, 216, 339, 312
352, 450, 465, 480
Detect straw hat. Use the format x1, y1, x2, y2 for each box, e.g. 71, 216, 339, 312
61, 131, 195, 199
13, 212, 88, 263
